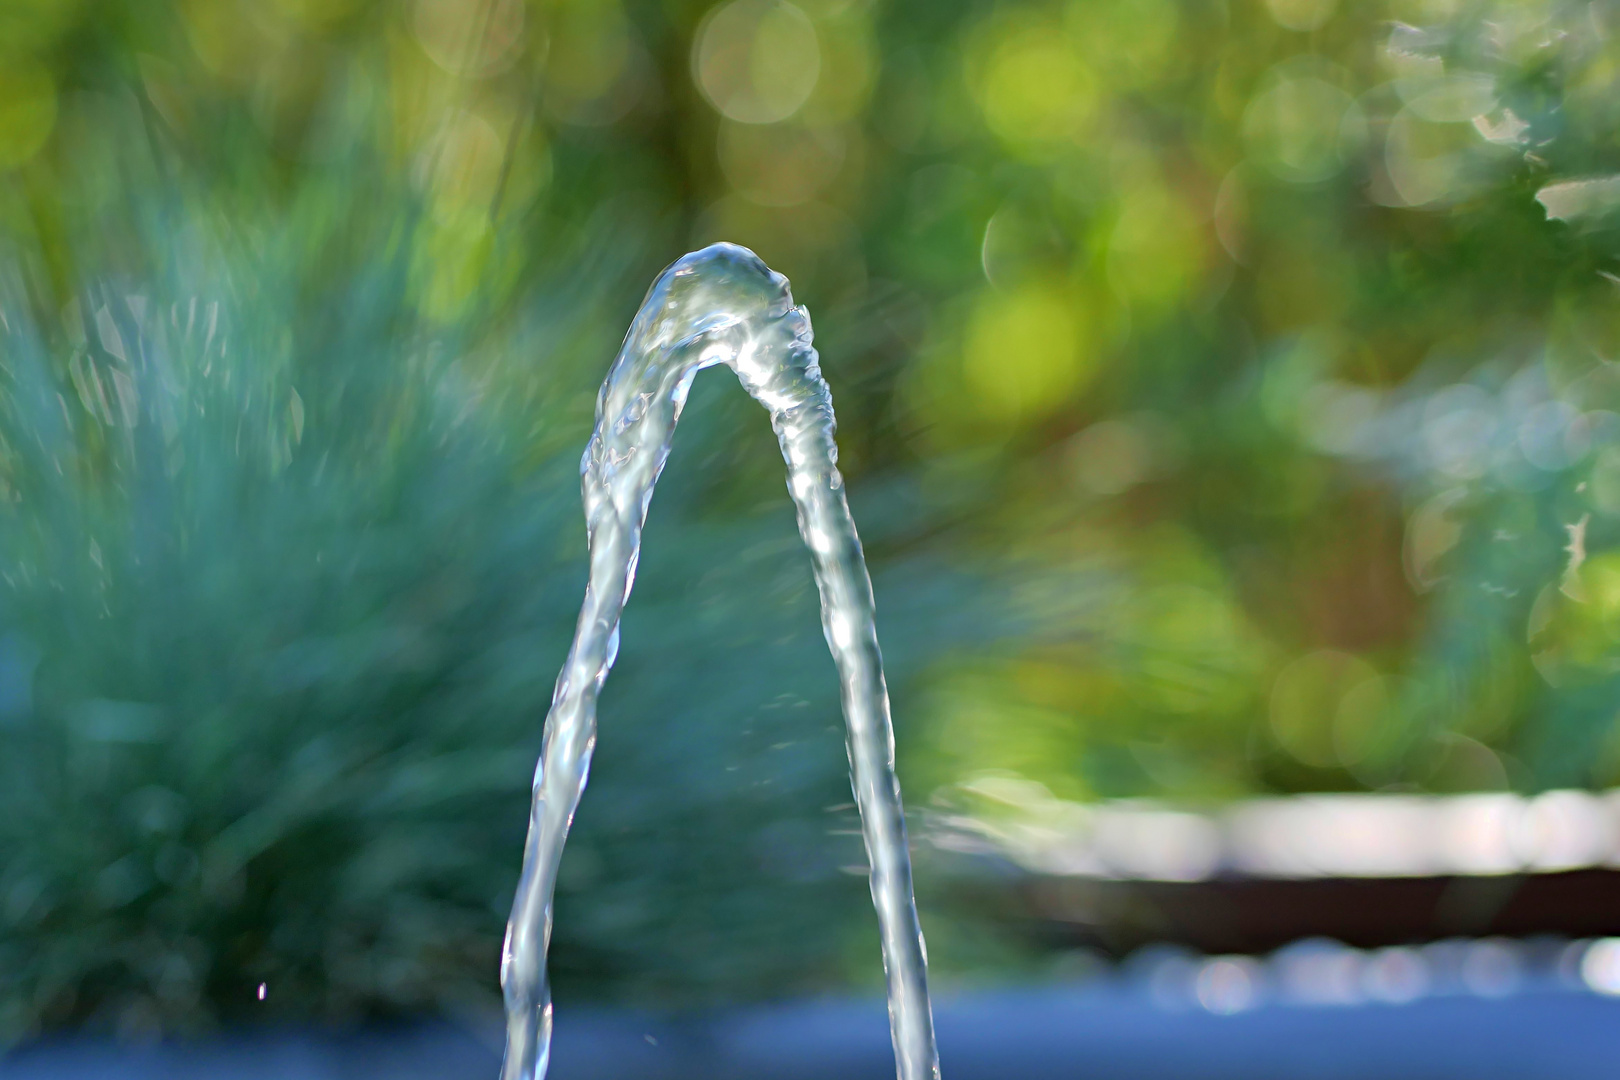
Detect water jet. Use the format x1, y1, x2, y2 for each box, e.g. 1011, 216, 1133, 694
500, 243, 940, 1080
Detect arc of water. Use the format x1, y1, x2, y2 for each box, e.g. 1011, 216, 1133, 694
500, 244, 939, 1080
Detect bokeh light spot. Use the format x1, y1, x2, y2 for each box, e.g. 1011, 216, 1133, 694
962, 285, 1090, 422
1397, 73, 1496, 123
1243, 75, 1359, 183
1384, 107, 1479, 207
1196, 957, 1260, 1014
1265, 0, 1337, 32
413, 0, 526, 78
1069, 420, 1153, 496
1128, 584, 1262, 716
1363, 947, 1428, 1004
1403, 487, 1469, 592
695, 0, 821, 125
975, 28, 1095, 148
1589, 446, 1620, 516
1270, 651, 1381, 768
1582, 939, 1620, 996
981, 201, 1067, 289
797, 3, 874, 124
416, 108, 509, 218
1332, 675, 1394, 768
1108, 184, 1206, 311
544, 0, 641, 125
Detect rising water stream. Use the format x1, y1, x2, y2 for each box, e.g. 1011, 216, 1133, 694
499, 243, 939, 1080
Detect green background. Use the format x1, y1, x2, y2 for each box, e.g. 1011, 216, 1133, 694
1, 0, 1618, 1043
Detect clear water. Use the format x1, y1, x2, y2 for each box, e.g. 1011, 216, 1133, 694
499, 244, 939, 1080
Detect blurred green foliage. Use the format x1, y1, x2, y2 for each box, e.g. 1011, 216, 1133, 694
2, 0, 1620, 1044
0, 141, 995, 1039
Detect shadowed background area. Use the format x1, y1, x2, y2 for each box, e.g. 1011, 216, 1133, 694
3, 0, 1620, 1069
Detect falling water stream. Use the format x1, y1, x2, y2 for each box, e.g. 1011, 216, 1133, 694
500, 243, 939, 1080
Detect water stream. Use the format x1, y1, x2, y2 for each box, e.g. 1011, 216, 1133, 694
499, 243, 940, 1080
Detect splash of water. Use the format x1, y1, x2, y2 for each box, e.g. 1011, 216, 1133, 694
500, 244, 939, 1080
